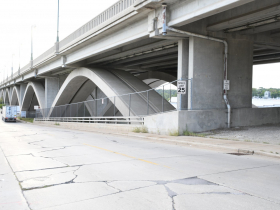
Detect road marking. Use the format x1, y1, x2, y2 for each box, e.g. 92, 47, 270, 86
84, 143, 159, 165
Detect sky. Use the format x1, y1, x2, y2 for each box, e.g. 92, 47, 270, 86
0, 0, 118, 80
0, 0, 279, 88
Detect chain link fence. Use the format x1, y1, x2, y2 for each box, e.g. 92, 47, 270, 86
36, 79, 191, 121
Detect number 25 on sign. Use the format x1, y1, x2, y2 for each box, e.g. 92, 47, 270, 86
177, 81, 187, 94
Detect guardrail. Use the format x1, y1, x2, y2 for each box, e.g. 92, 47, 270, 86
35, 116, 144, 125
60, 0, 137, 49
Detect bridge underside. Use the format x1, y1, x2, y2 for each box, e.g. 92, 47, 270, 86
1, 0, 280, 133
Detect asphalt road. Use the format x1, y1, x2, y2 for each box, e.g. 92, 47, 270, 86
0, 117, 280, 210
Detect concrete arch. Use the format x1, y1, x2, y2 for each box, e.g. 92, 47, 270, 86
50, 67, 174, 117
135, 71, 177, 88
11, 86, 21, 107
0, 89, 3, 103
4, 88, 11, 105
21, 82, 45, 111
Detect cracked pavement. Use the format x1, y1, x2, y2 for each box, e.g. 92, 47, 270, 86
0, 119, 280, 210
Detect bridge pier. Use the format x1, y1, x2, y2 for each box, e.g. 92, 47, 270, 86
177, 39, 189, 110
19, 84, 27, 108
45, 78, 59, 109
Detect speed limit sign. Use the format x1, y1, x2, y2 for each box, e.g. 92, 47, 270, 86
177, 81, 187, 94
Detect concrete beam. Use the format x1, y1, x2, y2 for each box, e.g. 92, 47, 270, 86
241, 21, 280, 35
109, 47, 178, 65
88, 40, 178, 64
254, 49, 280, 56
207, 3, 280, 31
254, 53, 280, 62
169, 0, 254, 27
122, 54, 178, 67
254, 43, 280, 51
141, 60, 178, 69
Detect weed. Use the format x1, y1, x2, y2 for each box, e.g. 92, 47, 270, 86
260, 150, 265, 152
132, 126, 148, 133
157, 129, 160, 135
270, 151, 273, 153
19, 118, 34, 123
183, 126, 206, 137
184, 130, 206, 137
54, 122, 60, 126
263, 142, 269, 144
244, 140, 252, 142
169, 130, 179, 136
140, 126, 148, 133
276, 152, 279, 155
132, 127, 141, 133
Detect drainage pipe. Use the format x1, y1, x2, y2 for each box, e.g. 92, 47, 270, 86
161, 4, 231, 128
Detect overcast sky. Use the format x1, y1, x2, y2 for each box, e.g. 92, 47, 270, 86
0, 0, 279, 88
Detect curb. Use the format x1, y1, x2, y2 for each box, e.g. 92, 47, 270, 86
31, 121, 280, 159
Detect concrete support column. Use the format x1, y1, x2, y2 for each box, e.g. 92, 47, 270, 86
19, 84, 27, 108
227, 39, 253, 108
45, 78, 59, 109
188, 37, 224, 110
177, 39, 189, 110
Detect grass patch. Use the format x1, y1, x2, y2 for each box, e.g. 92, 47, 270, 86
132, 126, 148, 133
54, 122, 60, 126
19, 118, 34, 123
276, 152, 279, 155
169, 130, 179, 136
263, 142, 269, 144
132, 127, 141, 133
184, 130, 206, 137
244, 140, 252, 142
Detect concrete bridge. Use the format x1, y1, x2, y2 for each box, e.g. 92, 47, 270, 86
1, 0, 280, 133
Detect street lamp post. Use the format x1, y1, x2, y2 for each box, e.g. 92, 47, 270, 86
55, 0, 60, 54
18, 44, 22, 75
57, 0, 59, 43
11, 54, 14, 78
31, 25, 36, 66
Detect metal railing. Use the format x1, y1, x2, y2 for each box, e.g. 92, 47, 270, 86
35, 116, 144, 125
59, 0, 137, 49
35, 80, 189, 123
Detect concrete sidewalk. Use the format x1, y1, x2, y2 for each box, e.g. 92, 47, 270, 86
31, 121, 280, 159
123, 132, 280, 159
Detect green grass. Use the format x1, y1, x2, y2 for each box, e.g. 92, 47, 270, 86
19, 118, 34, 123
244, 140, 252, 142
132, 127, 141, 133
0, 104, 5, 109
263, 142, 269, 144
184, 130, 206, 137
169, 130, 179, 136
54, 122, 60, 126
132, 126, 148, 133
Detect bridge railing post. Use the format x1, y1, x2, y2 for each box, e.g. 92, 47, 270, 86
114, 96, 116, 117
129, 94, 131, 123
147, 91, 149, 115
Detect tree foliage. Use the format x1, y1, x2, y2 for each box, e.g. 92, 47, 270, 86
252, 87, 280, 98
156, 89, 177, 101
